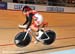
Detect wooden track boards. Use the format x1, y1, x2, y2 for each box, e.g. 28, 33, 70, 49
0, 10, 75, 54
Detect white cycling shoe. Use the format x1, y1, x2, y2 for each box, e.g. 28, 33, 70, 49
34, 37, 44, 44
34, 34, 41, 44
34, 31, 44, 44
18, 24, 27, 29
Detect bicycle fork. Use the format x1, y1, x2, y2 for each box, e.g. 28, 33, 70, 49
23, 28, 31, 41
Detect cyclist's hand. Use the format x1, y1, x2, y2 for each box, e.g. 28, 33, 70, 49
18, 24, 27, 29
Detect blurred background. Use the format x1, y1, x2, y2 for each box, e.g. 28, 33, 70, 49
0, 0, 75, 7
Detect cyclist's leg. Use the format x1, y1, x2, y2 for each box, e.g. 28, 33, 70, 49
31, 15, 44, 40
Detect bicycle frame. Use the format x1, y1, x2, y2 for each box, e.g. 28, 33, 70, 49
23, 27, 50, 41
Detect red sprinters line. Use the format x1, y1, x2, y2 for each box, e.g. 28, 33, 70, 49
0, 37, 75, 46
0, 43, 14, 46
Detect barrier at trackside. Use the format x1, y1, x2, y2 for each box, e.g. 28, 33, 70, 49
7, 3, 75, 13
0, 2, 7, 9
7, 3, 64, 12
7, 3, 46, 11
0, 2, 75, 13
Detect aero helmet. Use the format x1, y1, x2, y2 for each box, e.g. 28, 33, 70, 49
22, 6, 32, 12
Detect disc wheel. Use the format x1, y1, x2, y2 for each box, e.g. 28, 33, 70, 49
14, 32, 31, 47
41, 30, 56, 45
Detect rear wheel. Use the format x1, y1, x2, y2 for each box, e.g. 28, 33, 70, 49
14, 32, 31, 47
41, 30, 56, 45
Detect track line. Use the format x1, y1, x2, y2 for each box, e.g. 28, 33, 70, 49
0, 37, 75, 46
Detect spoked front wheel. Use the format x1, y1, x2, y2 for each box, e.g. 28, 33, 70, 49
41, 30, 56, 45
14, 32, 31, 47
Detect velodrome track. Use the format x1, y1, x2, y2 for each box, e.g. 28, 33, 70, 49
0, 10, 75, 54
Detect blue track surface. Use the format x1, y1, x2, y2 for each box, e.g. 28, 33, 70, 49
48, 49, 75, 54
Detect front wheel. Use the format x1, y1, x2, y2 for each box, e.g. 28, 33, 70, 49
14, 32, 31, 47
41, 30, 56, 45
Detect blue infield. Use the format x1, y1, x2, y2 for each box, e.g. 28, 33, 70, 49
48, 49, 75, 54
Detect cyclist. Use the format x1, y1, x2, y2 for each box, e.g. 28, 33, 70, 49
19, 6, 44, 42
